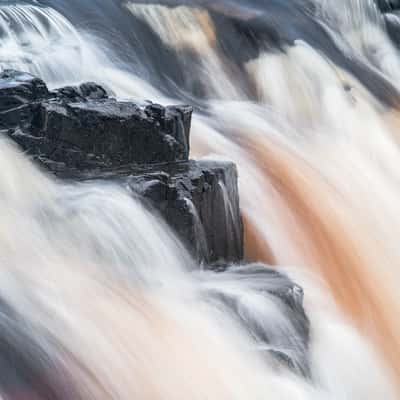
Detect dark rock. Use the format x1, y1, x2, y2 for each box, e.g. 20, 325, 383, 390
0, 70, 191, 169
198, 263, 310, 377
67, 160, 243, 263
0, 71, 242, 263
0, 70, 49, 131
377, 0, 400, 46
384, 12, 400, 48
377, 0, 400, 12
28, 99, 191, 169
126, 160, 243, 263
0, 70, 49, 108
54, 82, 108, 102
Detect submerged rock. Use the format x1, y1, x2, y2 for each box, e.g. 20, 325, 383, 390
377, 0, 400, 12
0, 70, 242, 263
198, 263, 310, 377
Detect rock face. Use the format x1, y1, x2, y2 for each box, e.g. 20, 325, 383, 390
91, 160, 243, 263
1, 70, 191, 171
0, 70, 242, 263
31, 100, 190, 170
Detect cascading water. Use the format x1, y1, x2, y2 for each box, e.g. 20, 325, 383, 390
0, 0, 399, 398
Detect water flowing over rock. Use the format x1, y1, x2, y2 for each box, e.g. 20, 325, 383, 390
0, 1, 399, 398
0, 70, 242, 263
377, 0, 400, 12
199, 263, 310, 377
0, 69, 312, 377
0, 69, 310, 377
125, 160, 242, 263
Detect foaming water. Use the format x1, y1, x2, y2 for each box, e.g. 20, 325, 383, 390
0, 4, 82, 85
0, 0, 399, 398
0, 3, 164, 97
0, 139, 351, 399
191, 41, 400, 381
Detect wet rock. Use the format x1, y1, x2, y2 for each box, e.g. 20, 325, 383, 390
54, 82, 108, 102
66, 160, 243, 263
378, 0, 400, 44
377, 0, 400, 12
384, 12, 400, 48
0, 70, 191, 169
28, 100, 191, 169
0, 70, 49, 130
199, 263, 310, 377
0, 71, 242, 263
127, 160, 243, 263
0, 70, 49, 108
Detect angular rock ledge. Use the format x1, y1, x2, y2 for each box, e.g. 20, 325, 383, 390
0, 70, 243, 263
76, 160, 243, 263
0, 70, 191, 170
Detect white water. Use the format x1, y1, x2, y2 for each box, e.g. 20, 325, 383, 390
0, 0, 399, 398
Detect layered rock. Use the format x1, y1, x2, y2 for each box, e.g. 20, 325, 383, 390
0, 70, 242, 263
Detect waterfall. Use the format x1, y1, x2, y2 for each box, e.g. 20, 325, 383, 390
0, 0, 399, 398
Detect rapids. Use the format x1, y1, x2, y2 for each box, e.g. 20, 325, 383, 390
0, 0, 399, 398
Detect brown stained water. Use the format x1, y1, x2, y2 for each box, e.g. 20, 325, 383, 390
0, 0, 399, 398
